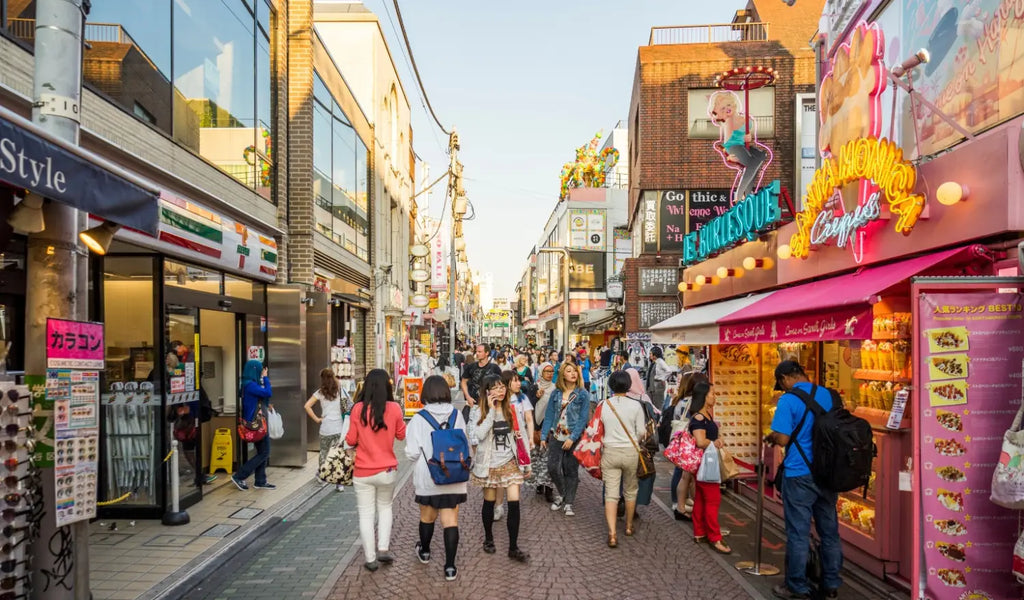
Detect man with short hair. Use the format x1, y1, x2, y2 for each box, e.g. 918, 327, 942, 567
461, 343, 502, 410
765, 360, 842, 600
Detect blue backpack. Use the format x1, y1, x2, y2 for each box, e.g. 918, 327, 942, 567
418, 410, 472, 485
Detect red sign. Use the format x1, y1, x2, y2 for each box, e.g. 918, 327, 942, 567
46, 318, 104, 369
397, 336, 410, 377
720, 306, 872, 344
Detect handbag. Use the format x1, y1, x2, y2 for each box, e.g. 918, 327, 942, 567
664, 430, 703, 473
719, 446, 740, 481
605, 398, 656, 480
992, 359, 1024, 509
573, 402, 605, 479
697, 443, 722, 483
237, 406, 267, 443
318, 443, 355, 485
267, 407, 284, 440
511, 408, 532, 473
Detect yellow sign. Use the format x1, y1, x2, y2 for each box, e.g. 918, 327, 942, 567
789, 136, 924, 260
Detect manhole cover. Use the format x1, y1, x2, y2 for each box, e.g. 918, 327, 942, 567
219, 499, 254, 508
201, 524, 239, 538
89, 532, 134, 546
229, 508, 263, 520
143, 535, 196, 547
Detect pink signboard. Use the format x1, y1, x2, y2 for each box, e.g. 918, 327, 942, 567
45, 319, 104, 369
916, 292, 1024, 600
719, 305, 872, 344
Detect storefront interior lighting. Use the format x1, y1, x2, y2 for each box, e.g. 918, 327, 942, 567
410, 244, 429, 258
742, 257, 774, 270
936, 182, 969, 206
6, 193, 44, 233
695, 275, 720, 286
716, 267, 744, 279
777, 244, 793, 260
891, 48, 930, 78
79, 221, 121, 255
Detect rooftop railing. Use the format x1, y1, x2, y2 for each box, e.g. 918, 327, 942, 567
649, 22, 770, 45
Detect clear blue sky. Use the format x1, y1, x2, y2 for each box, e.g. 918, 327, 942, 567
370, 1, 743, 297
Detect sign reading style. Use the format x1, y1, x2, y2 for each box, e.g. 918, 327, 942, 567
682, 180, 782, 265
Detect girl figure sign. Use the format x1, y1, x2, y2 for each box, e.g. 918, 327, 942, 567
708, 90, 770, 203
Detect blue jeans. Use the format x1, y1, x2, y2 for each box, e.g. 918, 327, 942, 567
235, 435, 270, 485
670, 467, 683, 504
781, 475, 842, 594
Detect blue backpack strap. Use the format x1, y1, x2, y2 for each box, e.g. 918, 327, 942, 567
445, 410, 458, 430
418, 409, 442, 430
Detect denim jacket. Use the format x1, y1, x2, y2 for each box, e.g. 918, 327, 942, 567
540, 387, 590, 443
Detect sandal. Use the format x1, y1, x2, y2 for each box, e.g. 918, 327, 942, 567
694, 535, 706, 544
624, 526, 635, 537
712, 541, 732, 555
607, 533, 618, 548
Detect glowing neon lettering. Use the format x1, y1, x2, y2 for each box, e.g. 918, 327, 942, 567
681, 180, 781, 265
810, 192, 881, 250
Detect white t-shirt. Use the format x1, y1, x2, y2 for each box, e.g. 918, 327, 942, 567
315, 390, 345, 436
600, 396, 647, 449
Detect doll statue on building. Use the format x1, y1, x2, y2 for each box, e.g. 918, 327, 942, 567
708, 90, 771, 203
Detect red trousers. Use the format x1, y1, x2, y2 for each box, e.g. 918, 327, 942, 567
692, 481, 722, 542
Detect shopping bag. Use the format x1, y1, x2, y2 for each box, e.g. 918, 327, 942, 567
511, 409, 532, 473
992, 360, 1024, 509
719, 447, 740, 481
1014, 529, 1024, 584
697, 443, 721, 483
267, 408, 284, 440
573, 402, 605, 480
663, 430, 703, 474
318, 444, 354, 485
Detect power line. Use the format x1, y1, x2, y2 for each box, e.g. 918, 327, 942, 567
391, 0, 451, 136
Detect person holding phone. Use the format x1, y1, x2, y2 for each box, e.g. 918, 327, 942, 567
232, 360, 275, 491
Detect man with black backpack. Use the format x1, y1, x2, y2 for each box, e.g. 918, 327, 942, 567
765, 361, 845, 600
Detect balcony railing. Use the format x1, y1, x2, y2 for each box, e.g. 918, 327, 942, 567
649, 22, 770, 45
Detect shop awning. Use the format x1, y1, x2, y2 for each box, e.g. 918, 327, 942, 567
575, 308, 622, 334
718, 246, 980, 344
649, 292, 774, 345
0, 107, 160, 235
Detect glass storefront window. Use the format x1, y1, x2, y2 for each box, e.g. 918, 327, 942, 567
312, 71, 370, 261
164, 260, 221, 295
101, 256, 162, 507
165, 304, 201, 505
224, 275, 253, 300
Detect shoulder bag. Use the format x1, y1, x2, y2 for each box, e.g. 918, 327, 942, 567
605, 398, 656, 480
237, 404, 267, 443
510, 408, 532, 473
573, 401, 605, 480
318, 441, 355, 485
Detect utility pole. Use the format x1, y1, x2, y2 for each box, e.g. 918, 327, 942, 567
447, 128, 459, 364
27, 1, 90, 599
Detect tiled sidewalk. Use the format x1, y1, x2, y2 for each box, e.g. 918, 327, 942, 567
89, 453, 321, 600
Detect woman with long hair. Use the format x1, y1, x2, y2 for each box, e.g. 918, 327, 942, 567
405, 375, 468, 581
232, 360, 274, 491
688, 381, 730, 554
471, 374, 530, 562
345, 369, 407, 571
527, 362, 557, 501
540, 362, 590, 517
305, 367, 349, 490
670, 372, 709, 520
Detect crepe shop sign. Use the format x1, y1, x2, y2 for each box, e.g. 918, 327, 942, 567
788, 137, 925, 260
682, 180, 781, 265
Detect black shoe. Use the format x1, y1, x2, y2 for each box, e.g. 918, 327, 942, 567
508, 548, 530, 562
415, 542, 430, 564
483, 540, 496, 554
824, 589, 839, 599
771, 584, 810, 600
253, 482, 277, 490
544, 487, 554, 503
376, 552, 394, 564
230, 476, 248, 491
535, 485, 544, 495
674, 510, 692, 521
444, 566, 458, 581
364, 560, 379, 572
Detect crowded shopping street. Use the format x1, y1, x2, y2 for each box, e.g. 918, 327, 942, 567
2, 0, 1024, 599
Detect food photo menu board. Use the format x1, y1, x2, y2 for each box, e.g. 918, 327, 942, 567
918, 292, 1024, 600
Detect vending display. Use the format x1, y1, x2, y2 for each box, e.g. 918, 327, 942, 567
711, 344, 760, 465
851, 313, 912, 413
2, 382, 41, 599
836, 432, 879, 539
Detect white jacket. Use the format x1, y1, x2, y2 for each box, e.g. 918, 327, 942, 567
404, 403, 470, 497
471, 408, 498, 479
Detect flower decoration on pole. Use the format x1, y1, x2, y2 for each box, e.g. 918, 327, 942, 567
558, 131, 620, 201
711, 66, 776, 203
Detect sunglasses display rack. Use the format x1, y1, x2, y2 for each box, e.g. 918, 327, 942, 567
711, 345, 761, 464
0, 383, 40, 600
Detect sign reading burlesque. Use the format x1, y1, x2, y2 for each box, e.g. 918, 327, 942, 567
682, 180, 782, 265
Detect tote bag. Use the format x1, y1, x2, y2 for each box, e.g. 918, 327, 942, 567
573, 402, 605, 480
992, 359, 1024, 509
664, 430, 703, 473
697, 443, 722, 483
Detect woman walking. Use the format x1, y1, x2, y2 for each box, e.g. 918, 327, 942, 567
345, 369, 407, 571
688, 381, 731, 554
540, 362, 590, 517
405, 376, 468, 581
471, 374, 530, 562
625, 368, 659, 520
528, 362, 556, 501
305, 368, 349, 491
232, 360, 275, 491
600, 371, 647, 547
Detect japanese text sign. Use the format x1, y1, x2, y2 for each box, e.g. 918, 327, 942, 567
46, 318, 104, 369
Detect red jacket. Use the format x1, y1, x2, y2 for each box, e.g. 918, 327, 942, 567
345, 402, 407, 477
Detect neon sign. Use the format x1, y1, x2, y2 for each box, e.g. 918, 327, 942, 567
682, 180, 781, 265
788, 136, 925, 260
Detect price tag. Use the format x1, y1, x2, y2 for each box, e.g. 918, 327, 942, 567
886, 388, 910, 429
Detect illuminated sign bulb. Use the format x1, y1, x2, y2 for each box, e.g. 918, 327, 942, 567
936, 182, 968, 206
742, 257, 774, 270
777, 244, 793, 260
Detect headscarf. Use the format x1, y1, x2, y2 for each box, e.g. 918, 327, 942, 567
241, 359, 264, 390
535, 362, 556, 422
625, 367, 659, 417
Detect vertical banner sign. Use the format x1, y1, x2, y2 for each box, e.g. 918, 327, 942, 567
916, 292, 1024, 600
432, 218, 448, 291
404, 377, 424, 417
642, 192, 659, 254
45, 318, 103, 528
659, 190, 687, 248
398, 336, 410, 377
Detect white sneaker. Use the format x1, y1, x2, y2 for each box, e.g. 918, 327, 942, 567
550, 496, 564, 511
493, 504, 504, 521
336, 484, 345, 492
671, 503, 677, 512
563, 504, 575, 516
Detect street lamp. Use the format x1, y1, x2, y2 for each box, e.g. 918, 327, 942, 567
538, 246, 570, 356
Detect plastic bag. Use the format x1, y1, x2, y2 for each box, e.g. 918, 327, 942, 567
267, 407, 284, 440
697, 443, 721, 483
992, 360, 1024, 509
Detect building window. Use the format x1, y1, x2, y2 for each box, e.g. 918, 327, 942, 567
133, 102, 156, 124
687, 87, 775, 139
313, 71, 370, 262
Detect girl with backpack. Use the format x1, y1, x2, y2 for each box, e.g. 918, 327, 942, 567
345, 369, 407, 571
470, 374, 530, 562
405, 375, 468, 582
305, 368, 349, 491
688, 381, 731, 554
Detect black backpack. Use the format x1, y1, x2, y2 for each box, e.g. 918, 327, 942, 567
787, 385, 876, 494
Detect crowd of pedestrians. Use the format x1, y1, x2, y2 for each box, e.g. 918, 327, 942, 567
293, 341, 843, 598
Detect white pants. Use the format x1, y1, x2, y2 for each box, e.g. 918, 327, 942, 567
352, 469, 398, 562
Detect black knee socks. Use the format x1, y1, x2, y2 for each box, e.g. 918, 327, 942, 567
506, 500, 521, 550
419, 520, 435, 554
482, 499, 495, 542
443, 526, 459, 569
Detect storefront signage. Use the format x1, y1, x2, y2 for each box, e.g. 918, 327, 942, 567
247, 346, 265, 361
431, 219, 448, 291
720, 305, 871, 344
788, 137, 925, 261
916, 291, 1024, 600
639, 302, 677, 330
569, 209, 605, 251
639, 267, 678, 296
48, 369, 99, 527
682, 180, 781, 265
0, 114, 159, 234
659, 190, 688, 247
569, 251, 605, 291
687, 189, 732, 233
642, 192, 659, 253
46, 318, 104, 369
